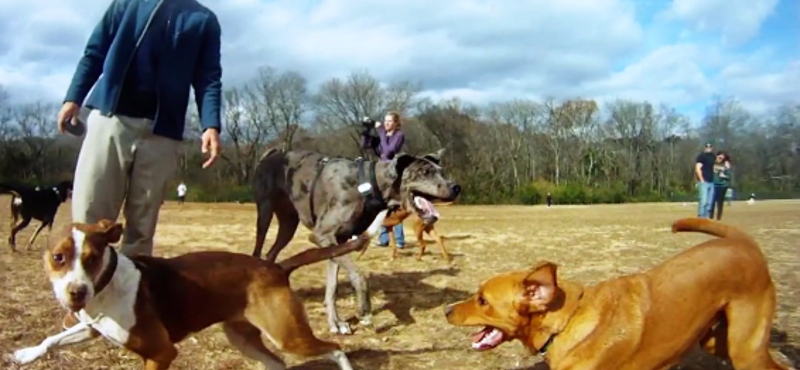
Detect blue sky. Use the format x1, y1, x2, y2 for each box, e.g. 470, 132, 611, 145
0, 0, 797, 124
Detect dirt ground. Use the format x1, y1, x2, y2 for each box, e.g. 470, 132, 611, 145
0, 199, 797, 370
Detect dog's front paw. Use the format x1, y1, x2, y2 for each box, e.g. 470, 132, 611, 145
13, 345, 46, 364
331, 322, 353, 335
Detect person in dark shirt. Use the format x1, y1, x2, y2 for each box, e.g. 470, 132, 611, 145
55, 0, 223, 257
711, 151, 732, 220
695, 142, 716, 218
546, 192, 553, 207
362, 111, 406, 248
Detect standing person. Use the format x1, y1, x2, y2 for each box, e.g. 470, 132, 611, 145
546, 192, 553, 207
177, 182, 188, 205
361, 112, 406, 248
56, 0, 222, 257
711, 151, 732, 220
694, 142, 716, 218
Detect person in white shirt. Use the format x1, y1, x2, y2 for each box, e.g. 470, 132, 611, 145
177, 182, 188, 204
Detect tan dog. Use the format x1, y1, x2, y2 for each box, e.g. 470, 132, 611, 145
357, 202, 453, 261
445, 218, 793, 370
12, 211, 388, 370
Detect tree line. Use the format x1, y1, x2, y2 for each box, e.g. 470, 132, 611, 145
1, 67, 798, 205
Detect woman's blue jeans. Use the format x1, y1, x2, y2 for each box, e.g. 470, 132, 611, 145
378, 224, 405, 247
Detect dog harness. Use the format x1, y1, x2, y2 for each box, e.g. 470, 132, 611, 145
352, 157, 390, 235
308, 157, 390, 235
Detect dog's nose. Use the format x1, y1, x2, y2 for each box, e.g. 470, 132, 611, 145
444, 304, 454, 317
450, 184, 461, 196
69, 284, 88, 302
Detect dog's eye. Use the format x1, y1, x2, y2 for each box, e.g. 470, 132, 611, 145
477, 295, 488, 306
52, 253, 65, 264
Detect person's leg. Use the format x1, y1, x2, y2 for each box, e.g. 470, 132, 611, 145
697, 182, 713, 218
71, 110, 137, 225
119, 118, 180, 256
715, 186, 727, 220
393, 223, 405, 249
703, 182, 715, 218
377, 226, 389, 246
710, 186, 719, 219
696, 182, 706, 217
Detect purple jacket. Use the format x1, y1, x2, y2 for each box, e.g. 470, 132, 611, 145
362, 126, 405, 162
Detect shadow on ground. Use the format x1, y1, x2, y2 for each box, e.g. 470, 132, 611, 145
295, 267, 470, 332
512, 327, 798, 370
288, 347, 462, 370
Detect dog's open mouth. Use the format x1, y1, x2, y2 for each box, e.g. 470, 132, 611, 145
471, 326, 505, 350
412, 194, 441, 220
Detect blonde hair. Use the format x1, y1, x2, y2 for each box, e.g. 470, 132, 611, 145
386, 111, 402, 128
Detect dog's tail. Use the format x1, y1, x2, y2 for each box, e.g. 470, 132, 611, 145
278, 210, 388, 275
0, 182, 22, 198
671, 217, 756, 244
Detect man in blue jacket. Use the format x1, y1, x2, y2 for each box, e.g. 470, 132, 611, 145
56, 0, 222, 257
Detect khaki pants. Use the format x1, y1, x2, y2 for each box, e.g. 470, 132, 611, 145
71, 109, 180, 256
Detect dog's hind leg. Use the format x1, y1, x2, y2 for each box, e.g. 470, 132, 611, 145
244, 284, 352, 370
724, 286, 791, 370
26, 221, 49, 250
222, 321, 286, 370
264, 194, 299, 263
8, 216, 30, 252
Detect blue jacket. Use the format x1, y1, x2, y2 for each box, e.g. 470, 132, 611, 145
64, 0, 222, 141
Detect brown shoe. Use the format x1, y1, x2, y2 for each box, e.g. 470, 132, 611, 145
62, 311, 80, 329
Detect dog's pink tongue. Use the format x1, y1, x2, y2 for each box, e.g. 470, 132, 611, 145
414, 196, 440, 219
471, 327, 504, 350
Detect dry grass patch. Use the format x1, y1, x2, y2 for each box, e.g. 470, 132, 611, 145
1, 199, 797, 369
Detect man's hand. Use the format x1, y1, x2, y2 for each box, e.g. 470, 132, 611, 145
56, 102, 81, 134
201, 128, 220, 169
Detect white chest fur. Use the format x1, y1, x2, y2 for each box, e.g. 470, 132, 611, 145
78, 255, 142, 347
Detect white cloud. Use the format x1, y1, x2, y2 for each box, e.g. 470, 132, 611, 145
0, 0, 796, 119
662, 0, 779, 46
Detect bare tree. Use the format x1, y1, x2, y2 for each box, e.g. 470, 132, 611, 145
9, 102, 59, 179
485, 99, 540, 188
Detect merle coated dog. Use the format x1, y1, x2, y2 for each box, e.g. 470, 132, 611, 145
252, 148, 460, 334
0, 180, 73, 251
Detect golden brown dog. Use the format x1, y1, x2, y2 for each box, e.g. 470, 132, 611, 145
12, 210, 388, 370
445, 218, 793, 370
357, 203, 452, 261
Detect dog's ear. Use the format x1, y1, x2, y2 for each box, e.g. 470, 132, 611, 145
422, 148, 445, 165
390, 154, 417, 179
98, 220, 124, 244
521, 261, 558, 312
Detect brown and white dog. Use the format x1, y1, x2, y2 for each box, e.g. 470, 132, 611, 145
12, 210, 388, 370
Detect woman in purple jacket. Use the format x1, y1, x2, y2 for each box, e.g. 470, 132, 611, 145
362, 111, 406, 248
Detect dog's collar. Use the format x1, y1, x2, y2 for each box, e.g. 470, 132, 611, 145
94, 247, 118, 296
538, 332, 557, 355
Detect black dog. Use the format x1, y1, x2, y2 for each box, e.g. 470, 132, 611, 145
0, 180, 73, 251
